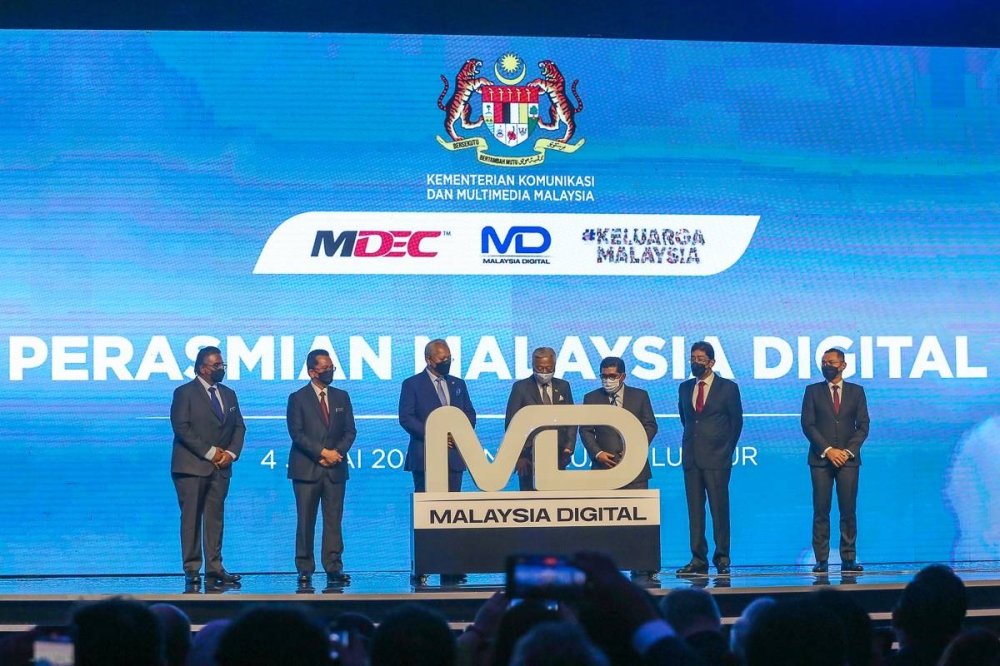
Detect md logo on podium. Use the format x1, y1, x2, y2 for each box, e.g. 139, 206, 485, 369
412, 405, 661, 574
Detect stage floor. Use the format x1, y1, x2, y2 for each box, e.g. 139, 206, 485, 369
3, 563, 999, 631
3, 562, 1000, 596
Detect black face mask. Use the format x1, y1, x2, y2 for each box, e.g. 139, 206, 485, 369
315, 370, 334, 386
821, 365, 840, 381
210, 368, 225, 383
434, 360, 452, 376
690, 362, 708, 379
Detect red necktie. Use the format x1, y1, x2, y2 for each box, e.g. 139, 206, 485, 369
320, 390, 330, 425
832, 385, 840, 415
695, 381, 706, 413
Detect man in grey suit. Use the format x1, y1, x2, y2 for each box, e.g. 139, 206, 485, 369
170, 346, 245, 592
287, 349, 357, 592
802, 347, 870, 574
504, 346, 576, 490
676, 341, 743, 577
581, 356, 659, 580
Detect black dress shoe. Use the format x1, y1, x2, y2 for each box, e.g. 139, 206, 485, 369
440, 573, 467, 586
676, 563, 709, 576
326, 572, 351, 586
296, 573, 313, 592
812, 561, 829, 573
207, 569, 242, 585
297, 572, 312, 584
716, 564, 731, 576
183, 573, 201, 593
841, 560, 864, 573
630, 570, 660, 581
410, 573, 429, 587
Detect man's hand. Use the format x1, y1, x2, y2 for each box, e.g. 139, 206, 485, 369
559, 449, 573, 470
447, 433, 456, 449
572, 551, 659, 634
217, 451, 234, 469
515, 458, 532, 476
471, 590, 507, 636
321, 448, 343, 465
595, 451, 618, 468
828, 448, 849, 467
212, 449, 227, 468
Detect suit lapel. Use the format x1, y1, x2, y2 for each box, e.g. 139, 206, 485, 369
838, 382, 852, 413
681, 380, 693, 416
527, 379, 543, 405
216, 384, 232, 426
550, 379, 564, 404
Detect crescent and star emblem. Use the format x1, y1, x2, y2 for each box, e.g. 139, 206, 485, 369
494, 54, 526, 85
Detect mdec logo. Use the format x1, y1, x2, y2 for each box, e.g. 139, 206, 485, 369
311, 230, 441, 258
481, 226, 551, 254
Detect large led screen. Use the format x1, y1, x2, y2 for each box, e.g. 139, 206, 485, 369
1, 31, 998, 574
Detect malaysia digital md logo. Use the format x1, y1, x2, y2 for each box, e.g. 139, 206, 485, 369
481, 226, 552, 266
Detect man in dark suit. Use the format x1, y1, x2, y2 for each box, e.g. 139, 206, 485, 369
801, 347, 870, 574
504, 346, 576, 491
286, 349, 357, 592
580, 356, 656, 489
676, 341, 743, 577
398, 338, 476, 586
581, 356, 658, 581
170, 346, 245, 592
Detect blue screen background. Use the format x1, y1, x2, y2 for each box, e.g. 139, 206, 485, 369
1, 31, 998, 574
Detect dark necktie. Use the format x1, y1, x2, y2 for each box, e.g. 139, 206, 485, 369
832, 385, 841, 415
610, 392, 619, 407
541, 383, 552, 405
695, 381, 706, 414
209, 386, 225, 422
320, 390, 330, 425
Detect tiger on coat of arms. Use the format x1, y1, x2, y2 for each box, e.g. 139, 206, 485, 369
526, 60, 584, 144
437, 59, 493, 142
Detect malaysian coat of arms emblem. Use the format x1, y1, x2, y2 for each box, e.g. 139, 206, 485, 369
436, 53, 585, 167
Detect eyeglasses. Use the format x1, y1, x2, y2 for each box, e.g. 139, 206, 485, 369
205, 362, 226, 370
313, 366, 335, 373
599, 373, 621, 380
690, 357, 711, 364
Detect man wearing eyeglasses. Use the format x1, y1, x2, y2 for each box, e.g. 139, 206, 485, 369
170, 346, 246, 592
580, 356, 659, 581
801, 347, 870, 575
580, 356, 657, 487
676, 341, 743, 577
504, 346, 577, 491
287, 349, 357, 592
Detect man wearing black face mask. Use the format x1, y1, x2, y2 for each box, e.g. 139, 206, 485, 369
399, 338, 477, 586
170, 346, 246, 592
287, 349, 357, 591
676, 341, 743, 577
801, 347, 870, 574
